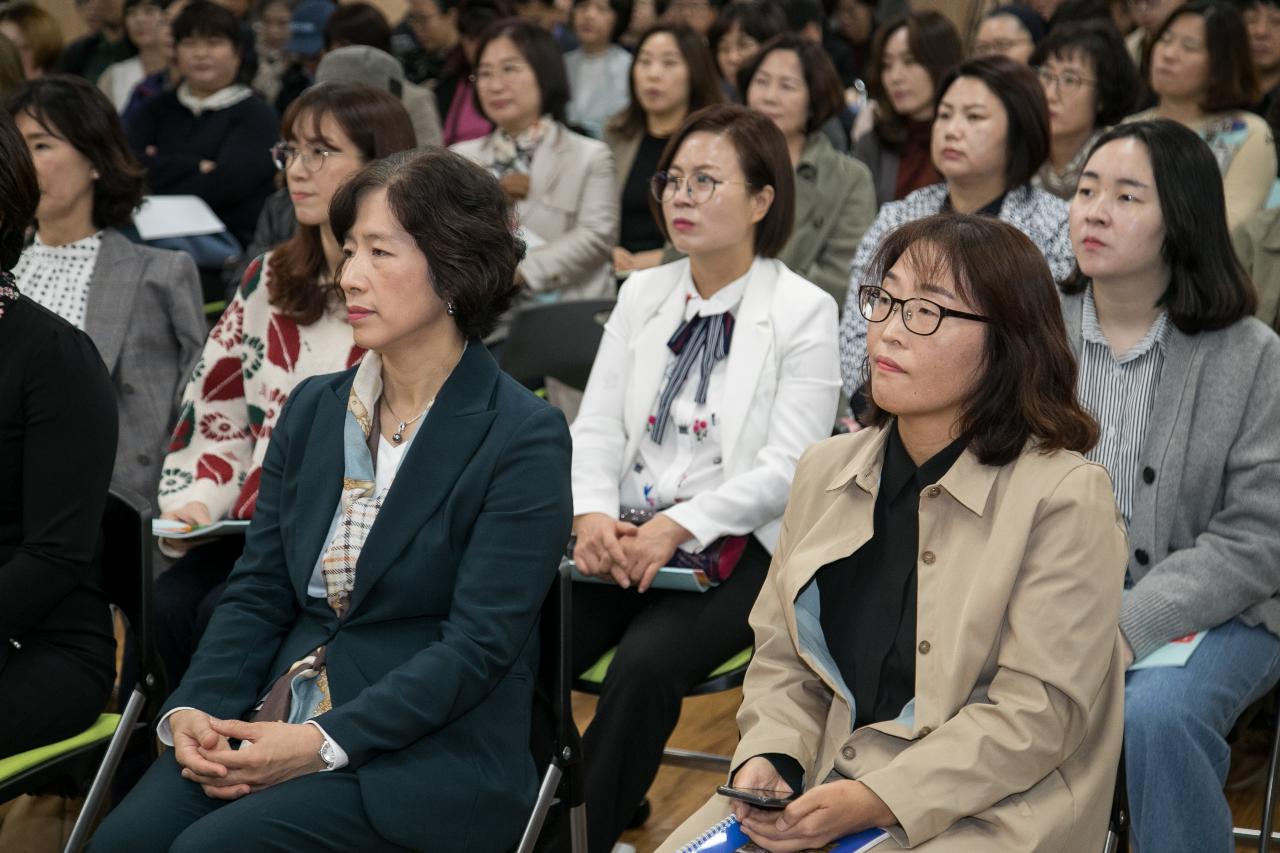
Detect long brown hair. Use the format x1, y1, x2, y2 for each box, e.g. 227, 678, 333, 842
607, 23, 724, 139
266, 82, 417, 324
866, 11, 963, 150
861, 214, 1098, 466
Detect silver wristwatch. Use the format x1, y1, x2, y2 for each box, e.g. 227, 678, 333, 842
318, 737, 338, 771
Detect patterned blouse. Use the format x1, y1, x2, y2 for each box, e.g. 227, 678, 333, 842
13, 232, 103, 330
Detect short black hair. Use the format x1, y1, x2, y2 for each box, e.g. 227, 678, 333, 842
1063, 120, 1256, 333
1031, 19, 1138, 127
171, 0, 243, 48
472, 17, 570, 124
739, 33, 845, 133
323, 3, 393, 52
936, 56, 1050, 190
6, 75, 146, 231
330, 148, 525, 341
709, 0, 787, 62
0, 108, 37, 272
572, 0, 634, 43
457, 0, 516, 40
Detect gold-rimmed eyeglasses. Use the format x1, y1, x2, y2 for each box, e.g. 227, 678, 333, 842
650, 171, 753, 204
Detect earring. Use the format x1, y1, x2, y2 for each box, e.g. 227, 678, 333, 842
447, 301, 455, 316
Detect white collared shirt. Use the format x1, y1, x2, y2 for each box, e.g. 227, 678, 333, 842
14, 232, 102, 330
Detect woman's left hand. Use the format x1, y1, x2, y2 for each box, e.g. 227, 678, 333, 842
739, 780, 894, 853
189, 719, 327, 799
620, 514, 690, 592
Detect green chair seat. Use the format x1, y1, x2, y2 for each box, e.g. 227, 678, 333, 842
577, 646, 752, 687
0, 714, 120, 784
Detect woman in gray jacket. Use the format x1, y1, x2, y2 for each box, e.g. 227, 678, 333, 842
1065, 118, 1280, 853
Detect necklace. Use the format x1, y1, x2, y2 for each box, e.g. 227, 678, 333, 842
382, 397, 433, 444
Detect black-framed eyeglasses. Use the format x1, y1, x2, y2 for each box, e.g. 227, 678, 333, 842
650, 170, 752, 204
858, 285, 990, 336
270, 141, 343, 172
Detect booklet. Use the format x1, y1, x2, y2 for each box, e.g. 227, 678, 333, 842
1129, 631, 1206, 671
568, 563, 714, 593
151, 519, 250, 540
676, 816, 889, 853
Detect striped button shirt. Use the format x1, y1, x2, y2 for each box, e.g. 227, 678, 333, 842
1076, 287, 1171, 525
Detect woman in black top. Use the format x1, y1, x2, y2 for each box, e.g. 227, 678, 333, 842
0, 108, 119, 758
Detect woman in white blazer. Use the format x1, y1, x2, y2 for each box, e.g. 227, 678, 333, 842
449, 19, 618, 325
564, 104, 841, 852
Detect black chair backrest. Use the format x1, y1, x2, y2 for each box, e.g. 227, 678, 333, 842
100, 487, 154, 696
498, 300, 615, 391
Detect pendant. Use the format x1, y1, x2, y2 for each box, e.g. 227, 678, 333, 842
393, 420, 407, 443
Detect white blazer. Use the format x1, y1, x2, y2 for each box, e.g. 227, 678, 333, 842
571, 257, 840, 553
451, 121, 618, 301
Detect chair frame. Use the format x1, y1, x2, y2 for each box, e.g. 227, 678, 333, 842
1234, 688, 1280, 851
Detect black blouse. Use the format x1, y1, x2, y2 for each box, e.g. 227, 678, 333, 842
618, 131, 670, 253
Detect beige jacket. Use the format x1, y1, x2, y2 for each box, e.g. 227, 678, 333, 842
661, 425, 1127, 852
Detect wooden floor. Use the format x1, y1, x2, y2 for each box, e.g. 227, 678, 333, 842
572, 689, 1276, 853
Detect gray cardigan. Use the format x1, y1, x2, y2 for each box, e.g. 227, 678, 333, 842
1061, 289, 1280, 660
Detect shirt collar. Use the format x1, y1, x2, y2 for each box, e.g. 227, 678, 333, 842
1081, 284, 1171, 363
881, 421, 968, 503
681, 262, 750, 321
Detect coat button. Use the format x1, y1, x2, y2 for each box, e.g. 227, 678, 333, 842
1135, 549, 1150, 565
921, 551, 936, 565
918, 726, 932, 737
925, 486, 941, 498
1142, 466, 1155, 484
841, 745, 856, 760
137, 454, 151, 466
918, 640, 931, 655
122, 383, 136, 395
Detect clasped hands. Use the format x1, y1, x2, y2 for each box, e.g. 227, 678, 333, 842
731, 757, 894, 853
572, 512, 691, 593
169, 708, 326, 801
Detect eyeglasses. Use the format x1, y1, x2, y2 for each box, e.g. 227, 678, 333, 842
651, 171, 752, 204
1035, 66, 1097, 94
470, 61, 532, 84
972, 36, 1031, 56
858, 285, 990, 336
271, 142, 345, 172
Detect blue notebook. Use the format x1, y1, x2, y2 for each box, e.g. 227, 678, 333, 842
676, 815, 889, 853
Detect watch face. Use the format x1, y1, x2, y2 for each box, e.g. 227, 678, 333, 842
320, 741, 336, 765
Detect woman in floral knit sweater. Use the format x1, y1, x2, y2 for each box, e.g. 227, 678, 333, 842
153, 82, 417, 686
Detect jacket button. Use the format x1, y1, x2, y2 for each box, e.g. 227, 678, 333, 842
841, 745, 856, 760
921, 551, 936, 565
925, 486, 941, 498
1135, 549, 1149, 565
1142, 466, 1155, 484
918, 640, 931, 655
137, 454, 151, 466
122, 383, 136, 395
918, 726, 932, 737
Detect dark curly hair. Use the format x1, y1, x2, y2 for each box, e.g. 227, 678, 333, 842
6, 75, 146, 231
329, 149, 526, 341
0, 108, 37, 271
1031, 20, 1139, 128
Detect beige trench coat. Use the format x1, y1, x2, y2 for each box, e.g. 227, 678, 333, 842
660, 425, 1127, 852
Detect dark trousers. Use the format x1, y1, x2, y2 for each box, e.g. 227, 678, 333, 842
88, 751, 414, 852
152, 536, 243, 689
0, 641, 113, 758
571, 536, 770, 853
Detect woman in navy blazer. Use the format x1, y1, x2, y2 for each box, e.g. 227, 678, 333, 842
91, 149, 573, 853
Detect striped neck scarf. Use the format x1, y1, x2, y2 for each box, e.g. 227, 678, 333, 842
648, 311, 734, 444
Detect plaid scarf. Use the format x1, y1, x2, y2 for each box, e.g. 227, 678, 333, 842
487, 115, 550, 178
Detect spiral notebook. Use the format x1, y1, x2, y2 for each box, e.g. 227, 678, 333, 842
676, 816, 889, 853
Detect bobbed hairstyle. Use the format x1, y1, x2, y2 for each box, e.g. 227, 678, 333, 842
1030, 19, 1138, 128
6, 75, 146, 231
1148, 1, 1257, 112
936, 56, 1051, 190
738, 33, 845, 135
867, 11, 964, 149
0, 2, 63, 76
649, 103, 794, 258
471, 17, 570, 125
608, 23, 725, 138
0, 108, 37, 272
1062, 119, 1256, 332
171, 0, 243, 49
266, 82, 418, 326
572, 0, 634, 44
323, 2, 393, 52
329, 148, 526, 341
862, 214, 1099, 466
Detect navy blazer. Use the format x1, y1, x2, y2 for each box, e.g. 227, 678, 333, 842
163, 343, 573, 852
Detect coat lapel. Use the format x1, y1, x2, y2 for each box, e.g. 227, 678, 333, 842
84, 229, 143, 373
718, 260, 775, 464
290, 377, 347, 601
528, 122, 567, 206
620, 265, 687, 472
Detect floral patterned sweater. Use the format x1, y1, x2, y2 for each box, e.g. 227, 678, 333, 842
159, 253, 361, 519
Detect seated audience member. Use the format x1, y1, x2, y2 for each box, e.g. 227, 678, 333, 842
661, 0, 718, 39
1126, 0, 1179, 66
153, 82, 417, 687
658, 212, 1126, 853
316, 45, 443, 147
708, 0, 786, 100
7, 76, 204, 507
852, 12, 964, 207
57, 0, 136, 82
120, 0, 187, 128
89, 147, 572, 853
830, 0, 876, 84
1065, 119, 1280, 852
451, 18, 617, 328
1243, 0, 1280, 116
620, 0, 654, 47
741, 33, 876, 303
100, 0, 173, 112
1232, 205, 1280, 331
273, 0, 334, 116
783, 0, 857, 96
1031, 20, 1138, 199
391, 0, 459, 85
840, 56, 1073, 401
129, 0, 279, 249
608, 23, 724, 273
563, 0, 634, 139
323, 1, 391, 53
0, 107, 119, 761
1126, 0, 1275, 228
973, 4, 1044, 64
516, 0, 576, 50
438, 0, 513, 145
251, 0, 290, 103
0, 32, 19, 97
565, 103, 840, 852
0, 1, 63, 79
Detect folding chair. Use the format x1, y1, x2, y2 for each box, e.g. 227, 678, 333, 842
1103, 743, 1129, 853
0, 487, 160, 853
517, 561, 587, 853
498, 299, 615, 392
1234, 686, 1280, 851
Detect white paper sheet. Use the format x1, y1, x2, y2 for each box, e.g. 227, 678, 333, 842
132, 195, 226, 240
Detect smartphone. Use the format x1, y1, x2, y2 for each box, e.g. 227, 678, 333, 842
716, 785, 795, 810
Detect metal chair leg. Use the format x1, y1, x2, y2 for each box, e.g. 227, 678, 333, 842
569, 803, 588, 853
63, 688, 146, 853
516, 763, 564, 853
1261, 697, 1280, 853
661, 747, 732, 774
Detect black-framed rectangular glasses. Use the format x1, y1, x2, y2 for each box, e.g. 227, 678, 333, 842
858, 285, 990, 336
